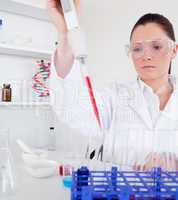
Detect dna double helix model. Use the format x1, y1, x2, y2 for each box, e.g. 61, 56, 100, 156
32, 60, 51, 97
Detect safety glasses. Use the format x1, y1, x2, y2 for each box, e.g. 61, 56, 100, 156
126, 39, 176, 59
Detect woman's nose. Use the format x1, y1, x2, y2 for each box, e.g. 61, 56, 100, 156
142, 48, 153, 60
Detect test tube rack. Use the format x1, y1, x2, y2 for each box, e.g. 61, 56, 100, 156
71, 166, 178, 200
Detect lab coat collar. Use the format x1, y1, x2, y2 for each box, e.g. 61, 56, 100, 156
158, 75, 178, 121
131, 75, 178, 123
137, 75, 178, 121
161, 91, 178, 121
137, 77, 154, 94
125, 79, 153, 129
161, 75, 178, 121
137, 75, 177, 93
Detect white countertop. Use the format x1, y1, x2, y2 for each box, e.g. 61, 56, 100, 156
2, 141, 109, 200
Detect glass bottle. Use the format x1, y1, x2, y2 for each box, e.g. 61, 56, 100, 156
2, 84, 12, 102
48, 127, 56, 151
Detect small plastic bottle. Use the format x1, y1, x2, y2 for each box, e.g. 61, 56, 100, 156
48, 127, 56, 151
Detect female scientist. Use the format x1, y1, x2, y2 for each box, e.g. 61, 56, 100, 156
47, 0, 178, 171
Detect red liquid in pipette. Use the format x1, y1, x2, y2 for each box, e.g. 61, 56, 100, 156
85, 76, 101, 128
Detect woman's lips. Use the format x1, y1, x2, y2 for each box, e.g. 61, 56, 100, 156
140, 66, 157, 73
141, 66, 156, 69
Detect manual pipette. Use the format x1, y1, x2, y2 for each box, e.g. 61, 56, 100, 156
60, 0, 103, 160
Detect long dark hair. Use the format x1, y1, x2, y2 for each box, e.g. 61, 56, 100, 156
130, 13, 176, 74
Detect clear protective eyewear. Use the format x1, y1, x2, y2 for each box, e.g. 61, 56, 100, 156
125, 39, 176, 59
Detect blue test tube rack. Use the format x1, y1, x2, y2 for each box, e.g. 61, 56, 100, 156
71, 166, 178, 200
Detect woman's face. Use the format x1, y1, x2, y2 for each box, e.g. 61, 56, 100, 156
130, 23, 177, 81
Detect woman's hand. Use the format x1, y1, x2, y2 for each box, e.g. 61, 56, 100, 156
133, 152, 177, 171
46, 0, 81, 35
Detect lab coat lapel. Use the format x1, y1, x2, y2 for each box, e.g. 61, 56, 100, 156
128, 82, 153, 129
161, 91, 178, 121
160, 76, 178, 121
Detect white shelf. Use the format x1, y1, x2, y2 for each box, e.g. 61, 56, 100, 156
0, 102, 51, 107
0, 43, 52, 59
0, 0, 50, 21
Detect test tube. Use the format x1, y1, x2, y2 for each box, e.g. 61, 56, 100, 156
161, 130, 177, 171
0, 129, 16, 197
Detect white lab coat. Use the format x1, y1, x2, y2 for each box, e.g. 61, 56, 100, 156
50, 57, 178, 167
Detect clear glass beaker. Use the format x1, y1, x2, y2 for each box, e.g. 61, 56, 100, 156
0, 129, 16, 197
110, 128, 178, 171
110, 128, 139, 170
140, 129, 178, 171
57, 126, 86, 171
